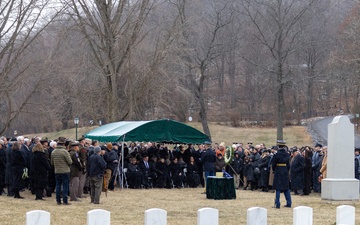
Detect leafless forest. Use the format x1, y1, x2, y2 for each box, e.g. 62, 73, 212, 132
1, 0, 359, 140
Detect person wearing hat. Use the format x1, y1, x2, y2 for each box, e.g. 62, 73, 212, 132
312, 143, 323, 193
272, 140, 291, 208
77, 137, 88, 198
68, 142, 82, 202
201, 141, 216, 194
290, 148, 305, 195
88, 146, 106, 204
51, 137, 73, 205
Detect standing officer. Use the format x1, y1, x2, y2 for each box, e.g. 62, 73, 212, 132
272, 140, 291, 208
201, 141, 216, 194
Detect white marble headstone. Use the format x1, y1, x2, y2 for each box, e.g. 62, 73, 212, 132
197, 208, 218, 225
144, 208, 167, 225
321, 116, 359, 200
26, 210, 50, 225
336, 205, 355, 225
246, 207, 267, 225
87, 209, 110, 225
293, 206, 312, 225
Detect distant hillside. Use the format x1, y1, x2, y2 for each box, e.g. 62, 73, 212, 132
25, 122, 313, 147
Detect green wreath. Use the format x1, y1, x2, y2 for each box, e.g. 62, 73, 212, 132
224, 146, 234, 165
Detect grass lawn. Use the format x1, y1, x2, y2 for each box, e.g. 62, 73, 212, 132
1, 187, 359, 225
10, 123, 347, 225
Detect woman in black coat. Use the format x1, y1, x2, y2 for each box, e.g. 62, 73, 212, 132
31, 143, 51, 200
258, 150, 270, 192
290, 149, 305, 195
12, 142, 27, 199
302, 147, 313, 195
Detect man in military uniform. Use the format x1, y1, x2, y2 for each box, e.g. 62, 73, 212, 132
272, 140, 291, 208
201, 141, 216, 194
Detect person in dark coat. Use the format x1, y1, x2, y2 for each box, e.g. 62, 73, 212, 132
201, 141, 216, 193
155, 157, 171, 188
243, 156, 255, 190
290, 149, 305, 195
127, 157, 143, 188
11, 142, 27, 199
272, 140, 291, 208
312, 143, 323, 193
139, 155, 157, 188
170, 158, 185, 188
214, 154, 226, 172
5, 139, 15, 196
258, 149, 270, 192
229, 152, 243, 189
186, 156, 200, 188
0, 140, 6, 195
301, 146, 313, 195
30, 143, 51, 200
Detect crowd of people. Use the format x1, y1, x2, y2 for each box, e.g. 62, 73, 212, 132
0, 135, 360, 206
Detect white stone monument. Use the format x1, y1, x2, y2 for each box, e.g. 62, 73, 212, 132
321, 116, 359, 200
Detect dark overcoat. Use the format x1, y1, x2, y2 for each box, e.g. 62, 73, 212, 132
258, 155, 270, 187
31, 151, 51, 189
5, 146, 13, 185
272, 148, 290, 190
201, 148, 216, 172
12, 149, 26, 190
243, 162, 254, 182
290, 154, 305, 190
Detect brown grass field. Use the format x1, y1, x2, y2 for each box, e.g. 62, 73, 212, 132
1, 187, 359, 224
5, 123, 355, 224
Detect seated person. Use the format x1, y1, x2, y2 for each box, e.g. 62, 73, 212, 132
186, 156, 200, 188
138, 154, 157, 188
155, 157, 171, 188
127, 157, 142, 189
170, 158, 185, 188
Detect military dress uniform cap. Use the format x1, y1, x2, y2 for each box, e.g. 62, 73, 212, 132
203, 141, 212, 145
276, 140, 286, 146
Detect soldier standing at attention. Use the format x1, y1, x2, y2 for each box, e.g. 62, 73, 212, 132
272, 140, 291, 209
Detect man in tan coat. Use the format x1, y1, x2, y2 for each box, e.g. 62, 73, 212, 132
51, 137, 72, 205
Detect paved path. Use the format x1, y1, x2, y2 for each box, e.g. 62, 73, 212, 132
308, 115, 360, 148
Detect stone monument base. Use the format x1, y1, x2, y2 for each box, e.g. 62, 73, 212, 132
321, 178, 359, 200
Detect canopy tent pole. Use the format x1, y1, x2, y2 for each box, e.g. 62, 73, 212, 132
121, 135, 125, 189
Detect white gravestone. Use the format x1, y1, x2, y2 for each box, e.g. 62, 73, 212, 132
87, 209, 110, 225
144, 208, 167, 225
293, 206, 312, 225
26, 210, 50, 225
197, 208, 218, 225
246, 207, 267, 225
321, 116, 359, 200
336, 205, 355, 225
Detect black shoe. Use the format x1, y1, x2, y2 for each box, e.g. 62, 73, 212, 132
63, 202, 71, 205
14, 195, 24, 199
57, 202, 62, 205
284, 205, 291, 208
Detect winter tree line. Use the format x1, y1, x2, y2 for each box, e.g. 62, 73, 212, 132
1, 0, 360, 140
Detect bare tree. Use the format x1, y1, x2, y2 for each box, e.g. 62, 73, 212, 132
66, 0, 154, 122
0, 0, 62, 135
239, 0, 316, 140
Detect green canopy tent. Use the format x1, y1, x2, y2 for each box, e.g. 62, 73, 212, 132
84, 119, 211, 189
84, 119, 211, 144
